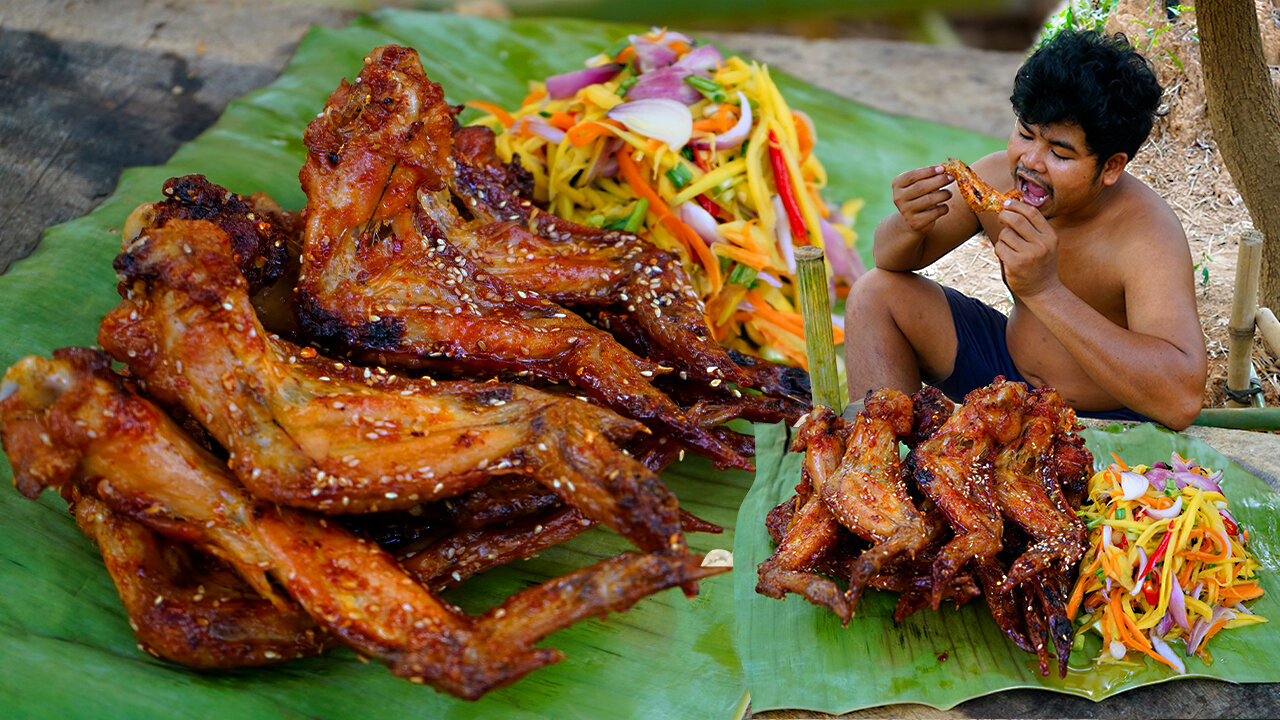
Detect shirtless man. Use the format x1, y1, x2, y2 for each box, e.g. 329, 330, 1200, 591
843, 29, 1206, 429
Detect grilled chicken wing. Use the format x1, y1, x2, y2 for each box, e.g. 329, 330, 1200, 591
295, 45, 751, 470
0, 349, 726, 699
819, 392, 942, 610
942, 157, 1022, 214
756, 408, 855, 623
98, 217, 683, 554
908, 378, 1027, 608
69, 491, 334, 668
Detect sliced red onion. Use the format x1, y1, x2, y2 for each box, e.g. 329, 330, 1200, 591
1156, 611, 1175, 637
1212, 528, 1232, 560
1133, 547, 1148, 579
546, 63, 624, 99
630, 35, 678, 73
830, 312, 845, 330
820, 218, 865, 284
1120, 470, 1149, 500
770, 195, 797, 273
627, 66, 703, 104
1185, 606, 1237, 657
1150, 633, 1187, 674
518, 116, 566, 144
1173, 470, 1223, 494
678, 201, 724, 245
1169, 574, 1190, 631
606, 98, 692, 150
1101, 524, 1114, 549
672, 44, 722, 76
653, 27, 695, 45
1144, 467, 1174, 491
1146, 495, 1183, 520
1108, 640, 1127, 660
581, 137, 623, 185
691, 91, 752, 152
756, 271, 783, 288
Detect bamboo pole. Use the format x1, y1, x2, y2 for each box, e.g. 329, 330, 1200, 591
794, 245, 843, 413
1258, 307, 1280, 360
1193, 407, 1280, 431
1226, 232, 1264, 408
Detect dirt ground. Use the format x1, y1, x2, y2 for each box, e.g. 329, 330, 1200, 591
924, 1, 1280, 410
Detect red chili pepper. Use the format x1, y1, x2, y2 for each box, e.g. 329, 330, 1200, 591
691, 149, 732, 221
1222, 515, 1239, 536
1136, 531, 1172, 586
767, 129, 808, 244
1142, 572, 1160, 605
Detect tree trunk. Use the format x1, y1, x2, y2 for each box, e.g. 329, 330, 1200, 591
1199, 1, 1280, 312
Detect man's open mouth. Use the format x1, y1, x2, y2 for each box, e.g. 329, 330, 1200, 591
1018, 175, 1049, 207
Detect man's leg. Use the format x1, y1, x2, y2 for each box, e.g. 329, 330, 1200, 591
843, 268, 958, 404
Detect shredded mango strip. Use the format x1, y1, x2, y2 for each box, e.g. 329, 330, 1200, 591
461, 31, 862, 369
1068, 454, 1268, 673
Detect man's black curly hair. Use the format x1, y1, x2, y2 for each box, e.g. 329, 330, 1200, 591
1010, 30, 1163, 164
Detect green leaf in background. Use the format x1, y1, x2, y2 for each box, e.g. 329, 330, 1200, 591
736, 422, 1280, 713
0, 8, 1002, 719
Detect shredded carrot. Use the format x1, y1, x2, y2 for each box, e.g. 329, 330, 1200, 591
669, 40, 691, 55
521, 87, 547, 107
1218, 583, 1264, 603
614, 45, 636, 63
566, 119, 623, 146
463, 100, 515, 128
547, 111, 577, 131
616, 150, 722, 291
743, 290, 805, 337
1110, 452, 1130, 471
792, 111, 814, 158
693, 103, 737, 133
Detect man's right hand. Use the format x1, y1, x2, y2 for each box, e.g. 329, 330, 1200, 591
891, 165, 954, 236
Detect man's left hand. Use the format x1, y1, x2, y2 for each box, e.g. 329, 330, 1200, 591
994, 200, 1060, 298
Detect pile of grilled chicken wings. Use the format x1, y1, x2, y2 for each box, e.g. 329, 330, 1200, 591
758, 379, 1092, 677
0, 45, 810, 699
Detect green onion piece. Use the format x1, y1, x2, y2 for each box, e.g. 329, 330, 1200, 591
1087, 516, 1106, 529
666, 164, 693, 189
684, 75, 727, 102
615, 76, 638, 97
585, 214, 606, 228
1116, 508, 1126, 520
794, 245, 842, 412
539, 111, 552, 118
727, 263, 758, 287
603, 216, 629, 230
680, 146, 696, 162
623, 198, 649, 233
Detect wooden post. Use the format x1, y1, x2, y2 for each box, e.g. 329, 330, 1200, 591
794, 245, 843, 413
1259, 307, 1280, 360
1227, 232, 1264, 407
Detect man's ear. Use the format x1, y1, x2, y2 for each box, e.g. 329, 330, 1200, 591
1099, 152, 1127, 186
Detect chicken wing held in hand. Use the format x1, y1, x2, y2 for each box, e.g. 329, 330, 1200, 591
942, 158, 1022, 214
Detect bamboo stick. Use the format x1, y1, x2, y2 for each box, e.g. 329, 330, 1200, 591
794, 245, 842, 413
1226, 232, 1263, 408
1259, 307, 1280, 360
1193, 407, 1280, 431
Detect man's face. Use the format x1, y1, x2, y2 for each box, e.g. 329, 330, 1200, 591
1006, 120, 1105, 218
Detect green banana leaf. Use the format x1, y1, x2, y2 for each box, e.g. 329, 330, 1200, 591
0, 9, 1004, 719
736, 422, 1280, 713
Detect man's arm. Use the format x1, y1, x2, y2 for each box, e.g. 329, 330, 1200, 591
996, 201, 1206, 429
872, 156, 991, 271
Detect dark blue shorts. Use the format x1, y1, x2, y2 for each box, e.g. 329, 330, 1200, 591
932, 286, 1152, 423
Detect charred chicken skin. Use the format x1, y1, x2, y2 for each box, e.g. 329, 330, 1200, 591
98, 216, 684, 555
295, 45, 758, 470
0, 349, 726, 699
